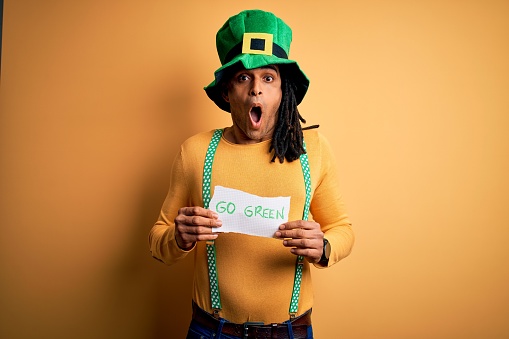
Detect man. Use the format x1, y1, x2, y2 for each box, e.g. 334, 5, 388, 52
149, 9, 354, 339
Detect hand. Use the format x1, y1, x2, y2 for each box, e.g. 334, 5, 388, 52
274, 220, 324, 264
174, 207, 222, 250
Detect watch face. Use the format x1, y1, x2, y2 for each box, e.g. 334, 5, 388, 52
324, 239, 331, 259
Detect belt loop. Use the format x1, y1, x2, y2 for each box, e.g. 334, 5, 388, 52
216, 318, 226, 337
271, 323, 278, 339
286, 321, 295, 339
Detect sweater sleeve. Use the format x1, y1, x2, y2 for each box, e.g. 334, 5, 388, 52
310, 134, 354, 268
148, 146, 196, 265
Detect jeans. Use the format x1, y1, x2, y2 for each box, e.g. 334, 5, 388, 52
186, 318, 314, 339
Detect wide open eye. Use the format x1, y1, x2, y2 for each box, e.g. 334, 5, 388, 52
237, 74, 249, 82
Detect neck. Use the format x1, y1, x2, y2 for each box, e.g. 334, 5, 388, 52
223, 126, 272, 145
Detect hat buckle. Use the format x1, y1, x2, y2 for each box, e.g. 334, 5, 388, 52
242, 33, 274, 56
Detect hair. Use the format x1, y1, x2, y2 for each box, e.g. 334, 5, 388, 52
269, 70, 306, 163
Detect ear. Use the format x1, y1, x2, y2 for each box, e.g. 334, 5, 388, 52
221, 90, 230, 103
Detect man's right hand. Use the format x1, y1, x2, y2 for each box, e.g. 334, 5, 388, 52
174, 207, 222, 250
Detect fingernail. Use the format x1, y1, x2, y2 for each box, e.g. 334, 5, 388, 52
216, 220, 222, 226
275, 231, 281, 238
283, 240, 288, 246
279, 225, 285, 230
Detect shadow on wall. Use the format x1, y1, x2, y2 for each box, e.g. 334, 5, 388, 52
106, 68, 200, 338
135, 171, 195, 339
145, 74, 199, 338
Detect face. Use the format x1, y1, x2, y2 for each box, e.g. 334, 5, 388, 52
222, 65, 282, 144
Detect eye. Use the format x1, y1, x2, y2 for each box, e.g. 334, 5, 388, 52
237, 74, 249, 82
264, 75, 274, 82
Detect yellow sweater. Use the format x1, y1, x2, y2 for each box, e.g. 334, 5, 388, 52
149, 129, 354, 324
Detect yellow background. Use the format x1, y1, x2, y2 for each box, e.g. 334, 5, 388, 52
1, 1, 508, 338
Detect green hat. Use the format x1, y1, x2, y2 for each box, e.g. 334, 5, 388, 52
204, 9, 310, 112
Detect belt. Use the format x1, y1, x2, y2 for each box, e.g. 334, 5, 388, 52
192, 302, 311, 339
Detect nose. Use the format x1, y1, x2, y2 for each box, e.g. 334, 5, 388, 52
250, 78, 262, 96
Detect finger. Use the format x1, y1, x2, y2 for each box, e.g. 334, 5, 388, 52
288, 247, 321, 263
279, 220, 320, 231
178, 206, 219, 219
179, 232, 218, 244
178, 224, 221, 236
175, 214, 222, 228
282, 238, 321, 250
275, 228, 308, 239
277, 229, 325, 240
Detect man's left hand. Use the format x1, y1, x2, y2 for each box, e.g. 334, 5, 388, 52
275, 220, 323, 264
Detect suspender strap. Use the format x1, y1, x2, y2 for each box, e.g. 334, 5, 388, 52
202, 129, 223, 315
202, 129, 312, 320
289, 142, 311, 318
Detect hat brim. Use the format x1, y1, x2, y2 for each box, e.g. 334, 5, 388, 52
204, 53, 310, 112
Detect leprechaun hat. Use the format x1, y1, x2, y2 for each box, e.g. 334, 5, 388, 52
204, 9, 310, 112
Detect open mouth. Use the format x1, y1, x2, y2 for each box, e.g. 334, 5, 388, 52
249, 106, 262, 124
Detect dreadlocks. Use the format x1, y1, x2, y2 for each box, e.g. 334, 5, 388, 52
269, 70, 307, 163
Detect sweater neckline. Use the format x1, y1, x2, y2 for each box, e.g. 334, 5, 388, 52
220, 133, 272, 148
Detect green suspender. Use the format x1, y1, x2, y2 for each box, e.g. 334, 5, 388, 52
202, 129, 312, 320
289, 142, 311, 319
202, 129, 223, 317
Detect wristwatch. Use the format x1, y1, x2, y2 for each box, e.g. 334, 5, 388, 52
319, 238, 331, 265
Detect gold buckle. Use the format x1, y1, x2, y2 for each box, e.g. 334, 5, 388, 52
242, 33, 273, 56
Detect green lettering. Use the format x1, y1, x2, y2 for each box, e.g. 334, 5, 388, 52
254, 206, 263, 217
244, 205, 253, 217
243, 205, 285, 219
276, 206, 285, 220
216, 201, 227, 213
226, 202, 236, 214
216, 201, 235, 214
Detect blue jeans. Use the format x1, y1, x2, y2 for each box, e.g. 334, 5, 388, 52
186, 318, 314, 339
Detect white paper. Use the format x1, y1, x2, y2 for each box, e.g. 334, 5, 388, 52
209, 186, 290, 238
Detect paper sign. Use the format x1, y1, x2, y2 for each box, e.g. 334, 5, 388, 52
209, 186, 290, 238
